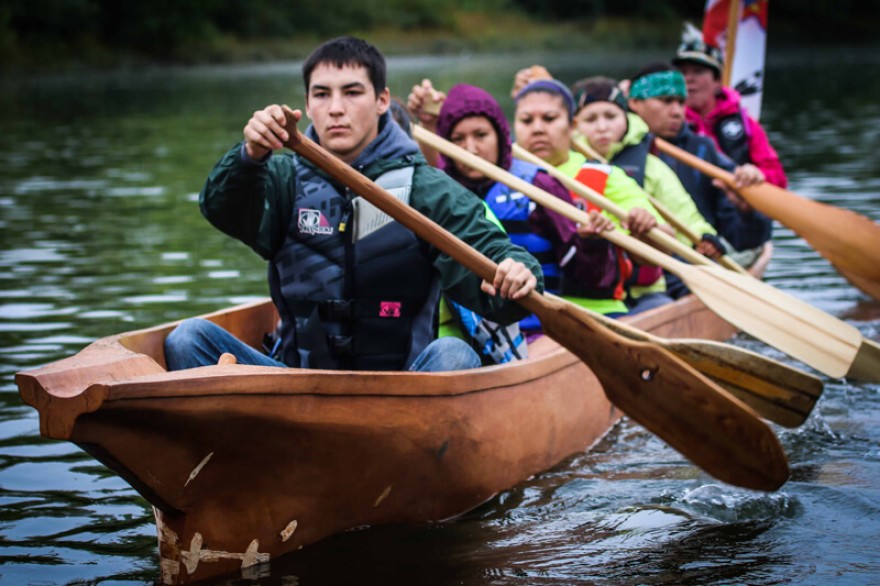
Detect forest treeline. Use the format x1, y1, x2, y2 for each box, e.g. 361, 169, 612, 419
2, 0, 878, 70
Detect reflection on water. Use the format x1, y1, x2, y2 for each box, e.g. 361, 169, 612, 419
2, 46, 880, 585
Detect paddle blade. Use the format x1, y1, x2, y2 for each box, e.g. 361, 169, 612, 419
527, 294, 790, 491
838, 266, 880, 307
738, 182, 880, 300
577, 292, 823, 428
847, 338, 880, 383
654, 137, 880, 300
680, 264, 865, 379
664, 339, 823, 428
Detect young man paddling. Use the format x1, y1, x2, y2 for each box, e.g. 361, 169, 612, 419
165, 36, 543, 372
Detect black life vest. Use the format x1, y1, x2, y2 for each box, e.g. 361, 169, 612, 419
714, 111, 751, 165
611, 134, 652, 188
269, 162, 438, 371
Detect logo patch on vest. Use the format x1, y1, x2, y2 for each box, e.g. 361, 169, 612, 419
298, 209, 334, 236
379, 301, 402, 318
719, 118, 745, 141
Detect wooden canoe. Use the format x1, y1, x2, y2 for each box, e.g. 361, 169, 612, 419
15, 245, 771, 584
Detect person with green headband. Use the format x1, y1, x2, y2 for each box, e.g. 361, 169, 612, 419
628, 62, 772, 273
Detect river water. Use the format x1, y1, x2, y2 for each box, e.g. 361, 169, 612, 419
1, 47, 879, 585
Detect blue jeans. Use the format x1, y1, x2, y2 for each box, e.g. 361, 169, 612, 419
164, 318, 481, 372
406, 336, 481, 372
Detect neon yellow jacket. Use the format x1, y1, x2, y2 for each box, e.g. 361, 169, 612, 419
556, 150, 667, 301
608, 114, 717, 247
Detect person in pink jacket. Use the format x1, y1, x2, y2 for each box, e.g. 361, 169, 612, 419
672, 39, 788, 188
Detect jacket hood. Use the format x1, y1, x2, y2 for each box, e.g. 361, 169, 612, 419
436, 84, 512, 192
304, 111, 422, 174
607, 113, 649, 160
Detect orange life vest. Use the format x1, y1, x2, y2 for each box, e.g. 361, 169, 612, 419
571, 164, 633, 301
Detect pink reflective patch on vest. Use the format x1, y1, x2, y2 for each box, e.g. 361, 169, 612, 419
379, 301, 402, 318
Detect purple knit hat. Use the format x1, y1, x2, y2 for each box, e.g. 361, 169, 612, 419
436, 84, 512, 175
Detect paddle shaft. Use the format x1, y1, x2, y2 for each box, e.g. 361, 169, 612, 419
417, 128, 677, 271
570, 134, 702, 241
511, 143, 722, 268
426, 127, 814, 289
570, 134, 748, 274
653, 136, 880, 292
282, 107, 789, 490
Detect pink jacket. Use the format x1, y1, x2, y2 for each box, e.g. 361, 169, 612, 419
685, 87, 787, 188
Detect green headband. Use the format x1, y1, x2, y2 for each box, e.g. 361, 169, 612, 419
629, 71, 687, 100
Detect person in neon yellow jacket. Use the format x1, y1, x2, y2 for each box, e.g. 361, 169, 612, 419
512, 78, 676, 315
571, 76, 726, 299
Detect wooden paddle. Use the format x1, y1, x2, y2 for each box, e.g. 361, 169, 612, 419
281, 106, 788, 491
412, 126, 823, 426
570, 133, 748, 274
581, 298, 822, 429
510, 140, 880, 382
721, 0, 741, 88
653, 136, 880, 302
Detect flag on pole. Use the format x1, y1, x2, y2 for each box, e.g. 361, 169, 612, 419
702, 0, 768, 120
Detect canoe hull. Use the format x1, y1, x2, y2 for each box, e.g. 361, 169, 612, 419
16, 246, 767, 584
68, 341, 614, 582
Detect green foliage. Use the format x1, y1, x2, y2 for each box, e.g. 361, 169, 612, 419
2, 0, 469, 65
3, 0, 879, 70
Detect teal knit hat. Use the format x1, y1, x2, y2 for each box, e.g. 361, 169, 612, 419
629, 70, 687, 100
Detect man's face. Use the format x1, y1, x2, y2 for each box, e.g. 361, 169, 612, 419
305, 63, 389, 164
629, 95, 685, 139
677, 62, 719, 114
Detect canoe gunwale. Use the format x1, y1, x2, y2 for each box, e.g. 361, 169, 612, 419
87, 342, 580, 400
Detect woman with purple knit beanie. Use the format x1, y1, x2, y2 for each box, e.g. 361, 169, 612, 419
408, 81, 628, 333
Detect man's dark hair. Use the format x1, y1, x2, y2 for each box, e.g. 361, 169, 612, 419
302, 36, 387, 96
631, 61, 677, 85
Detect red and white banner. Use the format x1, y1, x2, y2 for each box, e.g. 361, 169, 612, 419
703, 0, 768, 119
